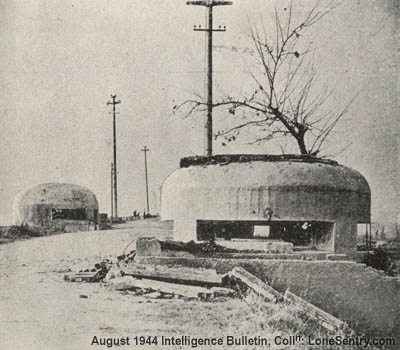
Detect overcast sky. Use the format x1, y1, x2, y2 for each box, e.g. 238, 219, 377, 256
0, 0, 398, 225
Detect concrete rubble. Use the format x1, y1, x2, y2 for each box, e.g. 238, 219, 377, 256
63, 236, 303, 301
62, 236, 377, 336
64, 237, 242, 301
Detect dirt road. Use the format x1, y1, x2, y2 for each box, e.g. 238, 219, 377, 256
0, 220, 253, 350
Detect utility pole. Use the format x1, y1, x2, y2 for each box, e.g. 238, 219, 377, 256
110, 162, 114, 221
187, 0, 233, 156
107, 94, 121, 218
141, 146, 150, 215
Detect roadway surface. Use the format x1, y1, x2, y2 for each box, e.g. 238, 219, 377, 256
0, 220, 251, 350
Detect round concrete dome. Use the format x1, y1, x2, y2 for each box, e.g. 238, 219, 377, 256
12, 183, 99, 227
161, 155, 370, 250
162, 157, 370, 223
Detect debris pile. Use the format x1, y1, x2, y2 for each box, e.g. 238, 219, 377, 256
64, 256, 236, 301
64, 259, 113, 282
63, 237, 353, 334
64, 258, 353, 333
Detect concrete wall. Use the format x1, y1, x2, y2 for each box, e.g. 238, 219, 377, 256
137, 255, 400, 337
334, 219, 358, 253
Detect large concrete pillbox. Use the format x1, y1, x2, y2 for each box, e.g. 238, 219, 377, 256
12, 183, 99, 232
161, 155, 371, 254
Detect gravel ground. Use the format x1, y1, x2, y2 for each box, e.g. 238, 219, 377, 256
0, 220, 256, 350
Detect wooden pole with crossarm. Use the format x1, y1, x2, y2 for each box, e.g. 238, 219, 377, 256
187, 0, 233, 156
107, 94, 121, 218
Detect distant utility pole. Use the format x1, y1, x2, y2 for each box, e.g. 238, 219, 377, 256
110, 162, 114, 221
187, 0, 233, 156
142, 146, 150, 215
107, 94, 121, 218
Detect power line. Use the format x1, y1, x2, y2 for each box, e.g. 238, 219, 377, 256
141, 146, 150, 215
110, 162, 114, 221
187, 0, 233, 156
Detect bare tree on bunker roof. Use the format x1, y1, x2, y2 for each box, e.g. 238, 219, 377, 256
176, 0, 360, 157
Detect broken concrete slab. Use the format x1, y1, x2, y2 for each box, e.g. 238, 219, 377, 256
224, 266, 351, 333
217, 239, 293, 253
119, 263, 222, 286
136, 237, 161, 256
283, 289, 352, 333
109, 276, 235, 299
224, 267, 283, 303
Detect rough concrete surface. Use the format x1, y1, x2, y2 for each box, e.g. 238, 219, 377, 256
12, 183, 99, 229
217, 239, 293, 253
136, 237, 162, 256
136, 255, 400, 338
161, 160, 370, 254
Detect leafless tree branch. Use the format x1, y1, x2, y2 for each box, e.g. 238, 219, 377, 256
176, 0, 359, 157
